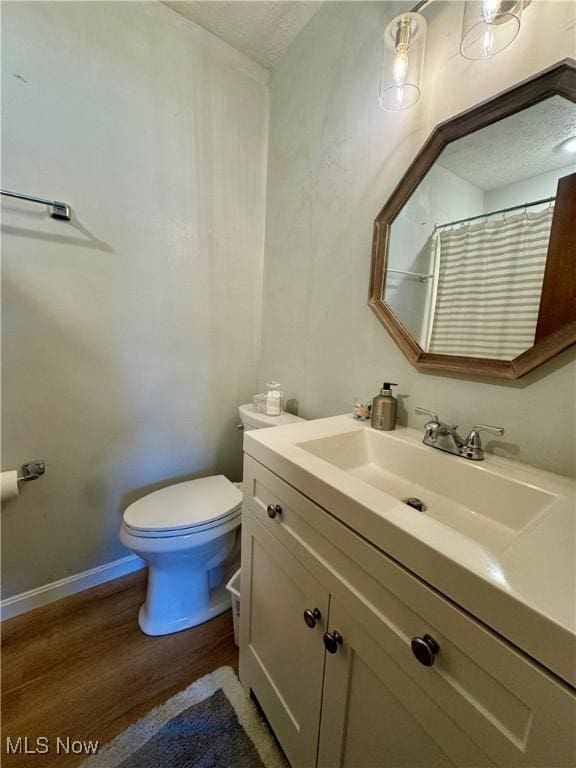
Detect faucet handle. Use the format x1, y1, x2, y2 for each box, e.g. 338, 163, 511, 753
469, 424, 505, 438
414, 407, 439, 423
462, 424, 505, 460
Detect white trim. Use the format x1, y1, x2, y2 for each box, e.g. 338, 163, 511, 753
0, 555, 146, 621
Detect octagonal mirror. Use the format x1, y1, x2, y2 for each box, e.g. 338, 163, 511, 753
369, 60, 576, 379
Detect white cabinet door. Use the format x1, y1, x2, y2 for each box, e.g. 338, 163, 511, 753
318, 599, 493, 768
240, 510, 329, 768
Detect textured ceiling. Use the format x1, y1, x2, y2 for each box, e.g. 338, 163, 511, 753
164, 1, 323, 68
438, 96, 576, 191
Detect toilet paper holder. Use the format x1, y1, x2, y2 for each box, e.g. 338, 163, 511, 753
18, 460, 46, 483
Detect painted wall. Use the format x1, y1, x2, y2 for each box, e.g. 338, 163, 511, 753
485, 165, 575, 211
260, 0, 576, 476
1, 2, 268, 598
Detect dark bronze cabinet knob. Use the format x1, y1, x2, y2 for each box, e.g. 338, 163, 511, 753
323, 630, 343, 654
303, 608, 322, 629
411, 634, 440, 666
266, 504, 282, 519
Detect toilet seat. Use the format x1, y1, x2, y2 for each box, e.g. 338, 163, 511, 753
123, 475, 242, 538
123, 506, 241, 539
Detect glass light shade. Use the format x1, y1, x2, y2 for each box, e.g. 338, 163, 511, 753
379, 12, 427, 112
460, 1, 524, 60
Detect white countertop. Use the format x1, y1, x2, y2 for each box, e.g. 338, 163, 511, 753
244, 415, 576, 687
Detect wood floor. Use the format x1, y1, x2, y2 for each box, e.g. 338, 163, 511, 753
1, 570, 239, 768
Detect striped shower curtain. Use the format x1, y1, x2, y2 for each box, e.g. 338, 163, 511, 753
427, 208, 554, 360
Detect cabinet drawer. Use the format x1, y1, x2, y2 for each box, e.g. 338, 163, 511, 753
243, 454, 576, 767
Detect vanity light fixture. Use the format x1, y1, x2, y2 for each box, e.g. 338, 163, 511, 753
460, 0, 525, 60
379, 0, 529, 112
379, 11, 427, 111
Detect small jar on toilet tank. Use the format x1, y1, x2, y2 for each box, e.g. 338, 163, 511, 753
265, 381, 283, 416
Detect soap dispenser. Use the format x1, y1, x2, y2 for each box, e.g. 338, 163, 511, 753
371, 383, 398, 431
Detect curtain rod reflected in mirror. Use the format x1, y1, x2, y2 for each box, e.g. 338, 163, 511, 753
435, 195, 556, 230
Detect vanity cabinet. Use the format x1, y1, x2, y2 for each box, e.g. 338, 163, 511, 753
239, 455, 576, 768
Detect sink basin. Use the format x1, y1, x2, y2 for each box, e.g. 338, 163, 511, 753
297, 428, 555, 551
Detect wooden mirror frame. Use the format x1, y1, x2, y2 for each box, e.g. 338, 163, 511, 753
369, 59, 576, 380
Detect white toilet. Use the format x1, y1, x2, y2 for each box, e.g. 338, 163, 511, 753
120, 403, 304, 636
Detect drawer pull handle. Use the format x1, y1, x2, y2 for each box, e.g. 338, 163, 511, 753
323, 630, 343, 654
411, 634, 440, 667
303, 608, 322, 629
266, 504, 282, 519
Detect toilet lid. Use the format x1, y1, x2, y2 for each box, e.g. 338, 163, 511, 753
123, 475, 243, 533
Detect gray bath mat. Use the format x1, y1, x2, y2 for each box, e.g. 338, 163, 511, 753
81, 666, 287, 768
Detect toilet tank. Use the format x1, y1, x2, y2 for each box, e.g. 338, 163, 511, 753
238, 403, 305, 431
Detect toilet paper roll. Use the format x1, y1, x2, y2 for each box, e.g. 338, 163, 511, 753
1, 471, 19, 503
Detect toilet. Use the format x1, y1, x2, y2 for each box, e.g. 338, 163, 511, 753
120, 403, 304, 636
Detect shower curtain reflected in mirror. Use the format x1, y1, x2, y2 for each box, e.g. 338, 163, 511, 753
425, 207, 554, 360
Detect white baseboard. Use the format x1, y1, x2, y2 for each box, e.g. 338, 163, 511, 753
0, 554, 146, 621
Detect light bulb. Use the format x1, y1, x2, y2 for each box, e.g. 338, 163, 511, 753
380, 11, 426, 111
482, 27, 495, 57
392, 51, 409, 84
481, 0, 501, 24
461, 0, 523, 60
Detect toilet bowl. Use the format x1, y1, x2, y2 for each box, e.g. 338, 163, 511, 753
121, 403, 305, 636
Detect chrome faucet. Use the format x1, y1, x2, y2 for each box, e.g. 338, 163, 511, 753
414, 408, 504, 461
